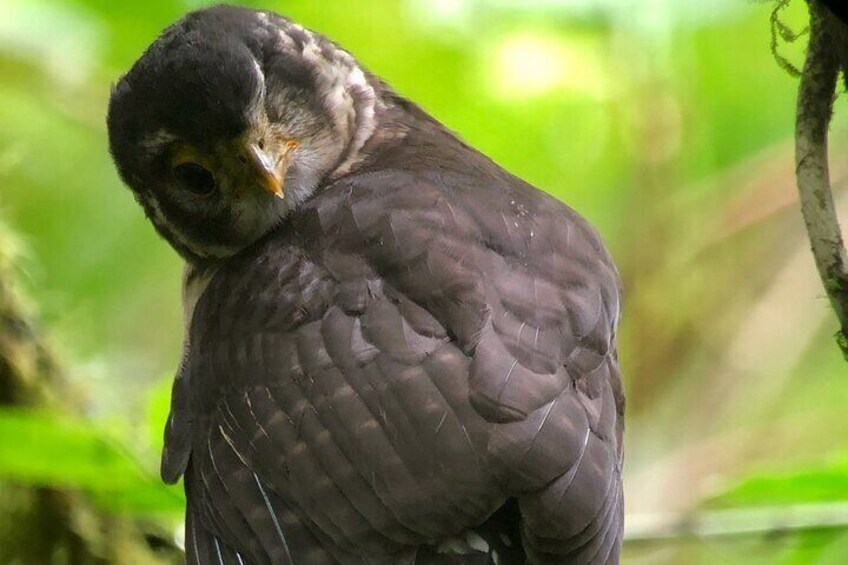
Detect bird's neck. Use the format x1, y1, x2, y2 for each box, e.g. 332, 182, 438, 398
325, 75, 398, 181
181, 262, 218, 332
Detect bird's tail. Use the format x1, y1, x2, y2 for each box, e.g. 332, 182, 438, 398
185, 506, 253, 565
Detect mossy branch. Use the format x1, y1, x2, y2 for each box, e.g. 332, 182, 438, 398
795, 1, 848, 359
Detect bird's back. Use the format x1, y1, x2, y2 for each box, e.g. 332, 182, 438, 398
166, 115, 624, 564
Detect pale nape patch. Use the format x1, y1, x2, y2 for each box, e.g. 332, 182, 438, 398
262, 13, 382, 179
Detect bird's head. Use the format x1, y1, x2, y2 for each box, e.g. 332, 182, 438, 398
107, 5, 385, 262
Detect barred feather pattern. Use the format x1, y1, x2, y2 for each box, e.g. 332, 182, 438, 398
163, 104, 624, 565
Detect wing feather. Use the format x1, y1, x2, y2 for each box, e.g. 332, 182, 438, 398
165, 164, 623, 563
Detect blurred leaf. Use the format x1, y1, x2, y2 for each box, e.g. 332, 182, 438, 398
0, 408, 183, 514
145, 376, 174, 455
779, 530, 848, 565
709, 458, 848, 508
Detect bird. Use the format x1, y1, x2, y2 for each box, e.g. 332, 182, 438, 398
107, 5, 625, 564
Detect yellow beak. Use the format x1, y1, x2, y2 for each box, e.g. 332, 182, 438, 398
246, 143, 285, 199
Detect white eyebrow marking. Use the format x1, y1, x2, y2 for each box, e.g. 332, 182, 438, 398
248, 56, 267, 115
141, 128, 178, 150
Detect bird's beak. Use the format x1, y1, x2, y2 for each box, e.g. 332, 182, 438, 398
245, 143, 286, 199
243, 140, 298, 199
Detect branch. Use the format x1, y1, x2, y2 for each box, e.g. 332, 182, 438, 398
626, 502, 848, 543
795, 1, 848, 357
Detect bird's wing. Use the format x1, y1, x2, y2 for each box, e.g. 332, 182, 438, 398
299, 168, 622, 429
167, 236, 505, 564
299, 170, 626, 561
163, 169, 624, 563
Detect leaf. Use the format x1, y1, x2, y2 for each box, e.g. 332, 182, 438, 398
0, 408, 184, 514
708, 458, 848, 509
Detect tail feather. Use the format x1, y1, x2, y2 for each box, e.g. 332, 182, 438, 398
185, 508, 250, 565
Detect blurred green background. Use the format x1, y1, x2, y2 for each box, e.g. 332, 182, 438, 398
2, 0, 848, 563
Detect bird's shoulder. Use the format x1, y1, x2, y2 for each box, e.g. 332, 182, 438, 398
186, 154, 623, 409
164, 147, 625, 560
299, 149, 619, 280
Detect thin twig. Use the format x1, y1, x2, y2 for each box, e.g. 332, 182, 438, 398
795, 1, 848, 358
626, 502, 848, 543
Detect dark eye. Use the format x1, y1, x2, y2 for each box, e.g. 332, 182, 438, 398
172, 163, 216, 195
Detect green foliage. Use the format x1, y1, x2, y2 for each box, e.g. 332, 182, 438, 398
1, 0, 847, 561
0, 408, 183, 515
711, 458, 848, 507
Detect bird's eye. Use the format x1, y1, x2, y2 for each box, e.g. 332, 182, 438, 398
172, 163, 216, 195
